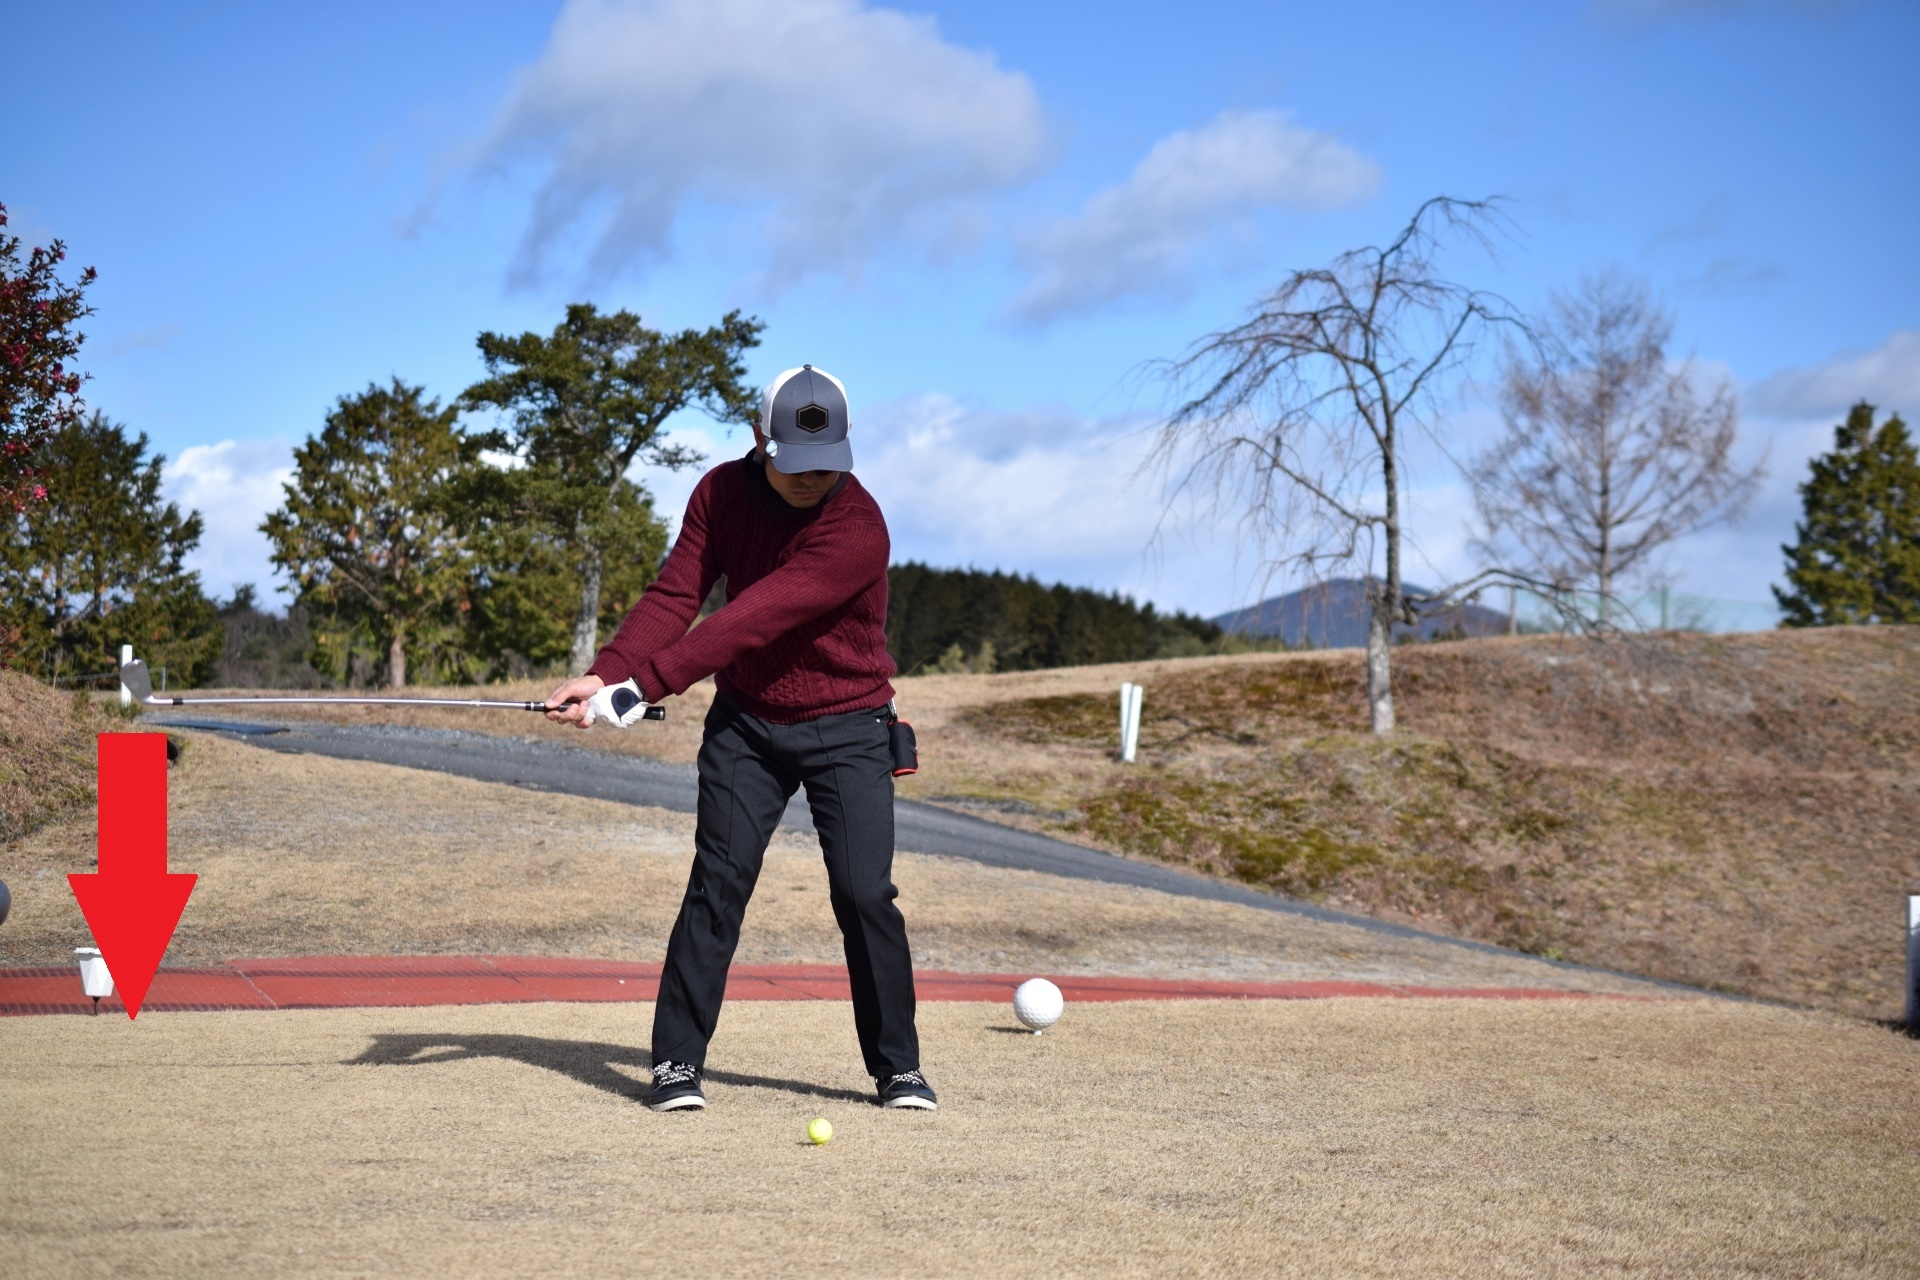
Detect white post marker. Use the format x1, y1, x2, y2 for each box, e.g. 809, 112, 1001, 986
119, 644, 134, 707
1906, 894, 1920, 1036
1119, 683, 1144, 764
76, 946, 114, 1014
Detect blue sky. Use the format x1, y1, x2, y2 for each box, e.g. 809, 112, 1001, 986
8, 0, 1917, 625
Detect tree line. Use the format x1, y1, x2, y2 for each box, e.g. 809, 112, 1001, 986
886, 563, 1225, 675
2, 292, 761, 688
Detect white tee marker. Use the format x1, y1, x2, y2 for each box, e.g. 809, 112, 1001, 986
76, 947, 114, 1014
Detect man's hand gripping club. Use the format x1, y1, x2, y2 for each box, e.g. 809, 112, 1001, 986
543, 674, 663, 729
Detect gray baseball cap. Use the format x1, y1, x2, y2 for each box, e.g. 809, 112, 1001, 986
759, 365, 853, 474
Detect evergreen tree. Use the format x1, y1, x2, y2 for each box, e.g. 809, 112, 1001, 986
0, 410, 219, 683
460, 303, 761, 675
262, 380, 474, 688
1775, 402, 1920, 626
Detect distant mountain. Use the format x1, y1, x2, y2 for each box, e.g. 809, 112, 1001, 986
1211, 577, 1512, 648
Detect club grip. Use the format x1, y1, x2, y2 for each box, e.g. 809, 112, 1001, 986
643, 705, 667, 721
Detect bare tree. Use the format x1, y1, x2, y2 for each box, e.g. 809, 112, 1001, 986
1471, 271, 1763, 625
1154, 197, 1528, 734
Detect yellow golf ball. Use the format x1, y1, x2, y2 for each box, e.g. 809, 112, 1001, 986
807, 1117, 833, 1145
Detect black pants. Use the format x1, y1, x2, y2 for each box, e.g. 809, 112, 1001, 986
651, 694, 921, 1078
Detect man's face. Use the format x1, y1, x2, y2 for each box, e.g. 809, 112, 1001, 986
752, 424, 841, 508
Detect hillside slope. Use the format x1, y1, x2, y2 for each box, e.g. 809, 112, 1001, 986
0, 670, 119, 846
892, 627, 1920, 1021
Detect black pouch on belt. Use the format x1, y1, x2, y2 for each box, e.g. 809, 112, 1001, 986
884, 701, 918, 777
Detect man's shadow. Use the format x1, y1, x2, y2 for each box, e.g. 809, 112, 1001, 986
344, 1032, 873, 1105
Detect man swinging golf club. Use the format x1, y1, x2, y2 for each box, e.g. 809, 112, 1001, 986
544, 365, 935, 1113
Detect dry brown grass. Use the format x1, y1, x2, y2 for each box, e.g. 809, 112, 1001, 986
903, 629, 1920, 1021
0, 733, 1655, 992
2, 998, 1914, 1278
0, 669, 130, 846
91, 628, 1920, 1019
5, 656, 1909, 1276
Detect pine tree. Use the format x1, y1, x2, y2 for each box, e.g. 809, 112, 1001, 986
459, 304, 761, 675
262, 380, 475, 688
1775, 401, 1920, 626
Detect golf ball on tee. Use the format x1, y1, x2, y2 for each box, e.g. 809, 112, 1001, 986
1013, 978, 1064, 1032
807, 1117, 833, 1145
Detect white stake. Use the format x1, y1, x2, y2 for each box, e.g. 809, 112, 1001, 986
1906, 894, 1919, 1036
1119, 683, 1143, 764
119, 644, 134, 707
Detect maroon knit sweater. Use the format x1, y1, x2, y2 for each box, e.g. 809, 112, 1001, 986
586, 452, 896, 723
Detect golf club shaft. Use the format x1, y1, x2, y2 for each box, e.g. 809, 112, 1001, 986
141, 694, 667, 719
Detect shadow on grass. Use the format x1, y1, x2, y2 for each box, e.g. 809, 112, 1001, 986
344, 1033, 873, 1104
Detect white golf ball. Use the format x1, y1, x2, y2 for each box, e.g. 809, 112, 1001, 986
1013, 978, 1063, 1032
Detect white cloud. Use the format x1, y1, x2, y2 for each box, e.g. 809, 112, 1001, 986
454, 0, 1047, 289
860, 394, 1139, 557
842, 393, 1306, 615
1747, 330, 1920, 421
163, 438, 295, 602
1008, 109, 1380, 324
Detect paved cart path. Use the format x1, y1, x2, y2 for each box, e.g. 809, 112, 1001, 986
148, 715, 1713, 995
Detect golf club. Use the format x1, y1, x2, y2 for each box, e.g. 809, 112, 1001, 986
116, 659, 665, 724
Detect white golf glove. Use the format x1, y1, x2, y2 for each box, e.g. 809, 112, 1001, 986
582, 678, 651, 729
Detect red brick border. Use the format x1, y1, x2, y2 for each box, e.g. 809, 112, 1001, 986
0, 957, 1621, 1017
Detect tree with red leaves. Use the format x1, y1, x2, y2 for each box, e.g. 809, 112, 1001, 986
0, 202, 96, 512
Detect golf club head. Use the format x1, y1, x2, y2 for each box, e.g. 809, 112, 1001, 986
118, 659, 155, 704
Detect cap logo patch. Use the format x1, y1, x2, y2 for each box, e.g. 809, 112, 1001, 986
795, 404, 830, 433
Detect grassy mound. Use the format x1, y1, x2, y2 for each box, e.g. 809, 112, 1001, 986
0, 669, 124, 846
935, 627, 1920, 1018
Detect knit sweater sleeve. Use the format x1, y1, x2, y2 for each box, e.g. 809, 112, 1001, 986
585, 474, 718, 688
635, 510, 889, 701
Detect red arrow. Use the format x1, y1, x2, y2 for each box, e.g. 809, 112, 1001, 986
68, 734, 196, 1019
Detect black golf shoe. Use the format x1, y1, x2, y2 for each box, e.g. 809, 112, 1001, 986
876, 1069, 937, 1110
646, 1060, 705, 1111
